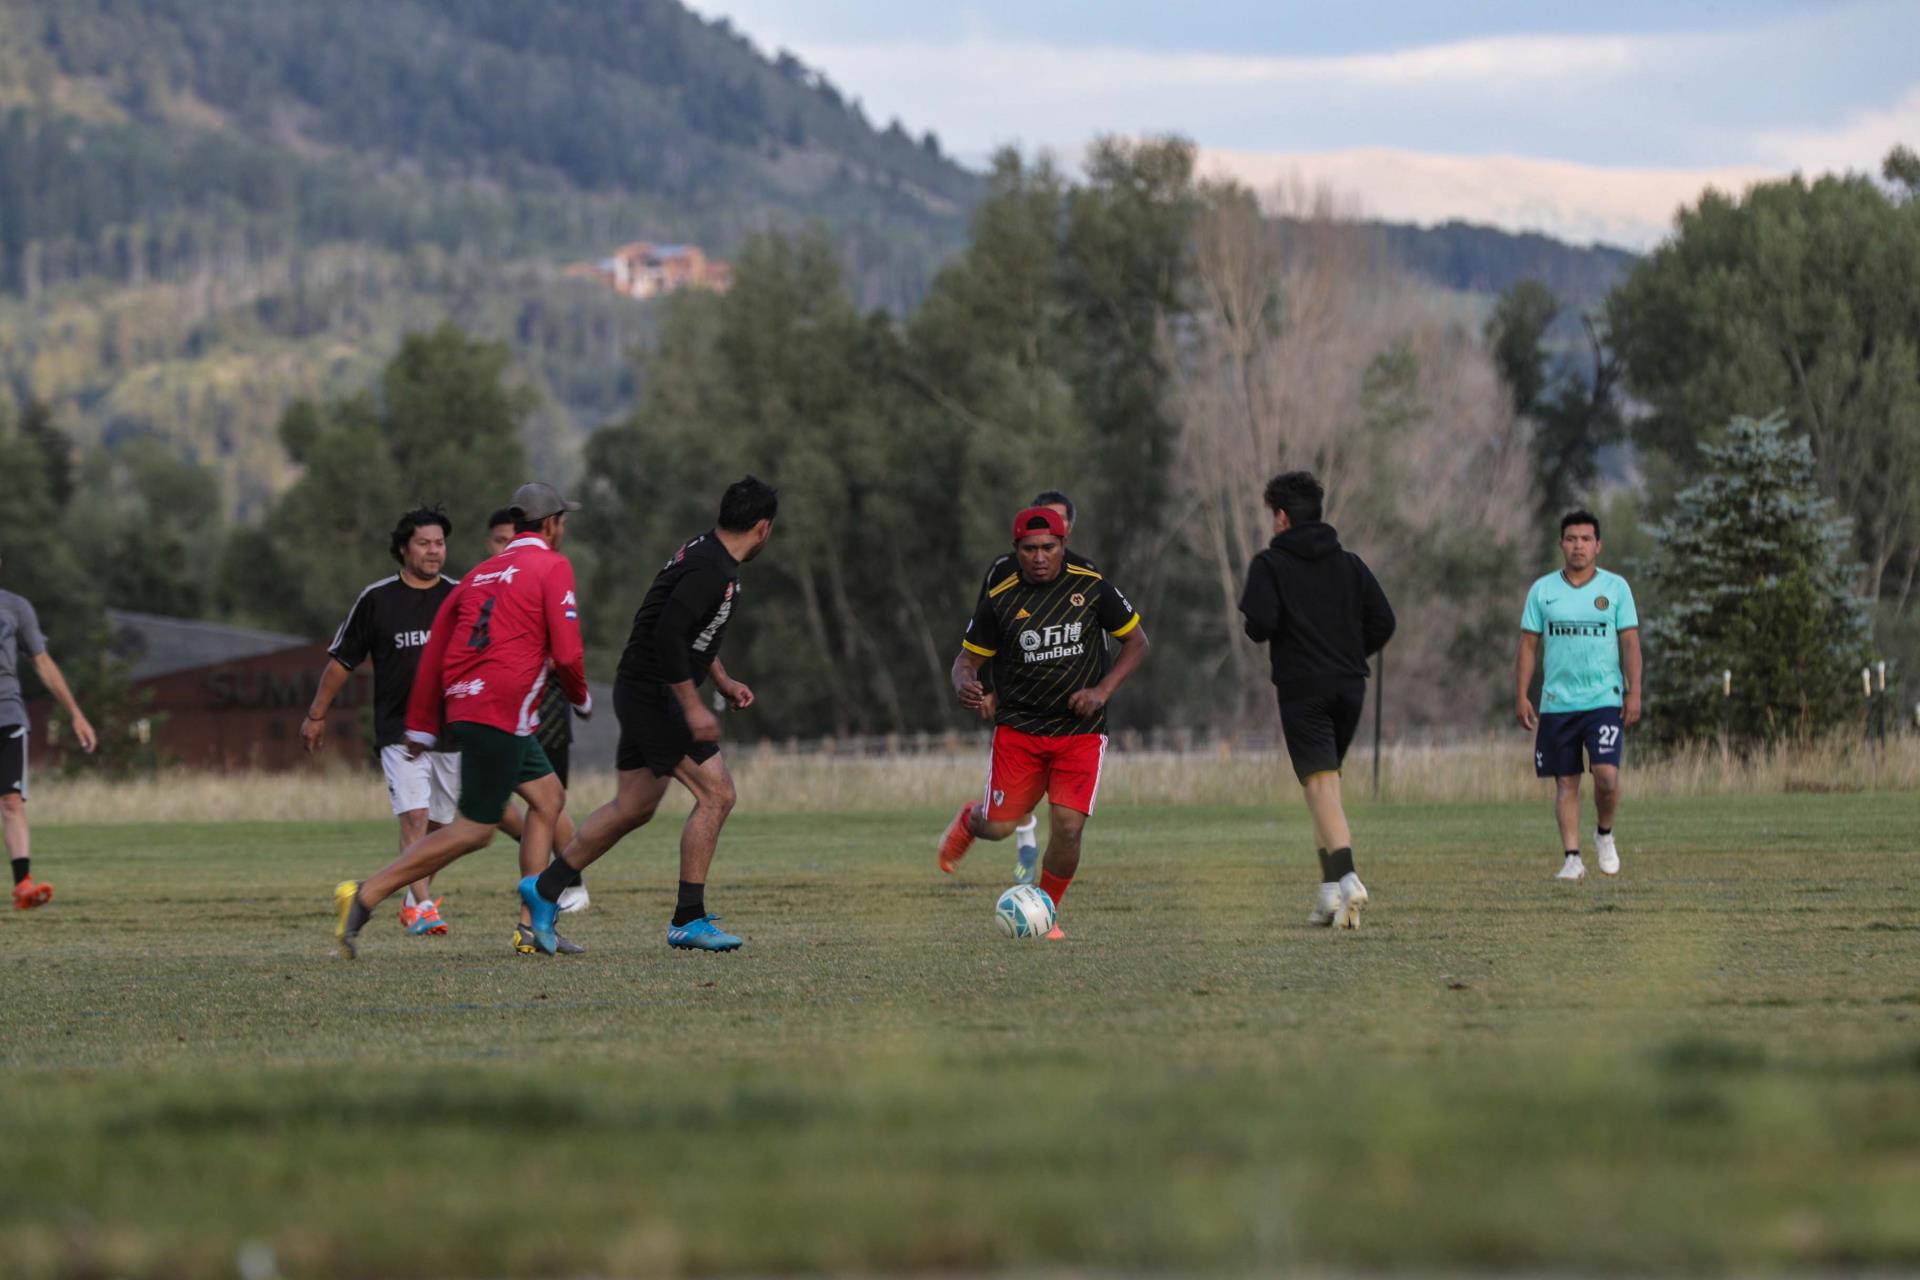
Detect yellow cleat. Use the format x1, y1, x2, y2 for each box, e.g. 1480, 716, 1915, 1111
333, 880, 366, 958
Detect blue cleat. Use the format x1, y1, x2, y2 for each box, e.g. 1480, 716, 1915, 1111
667, 915, 743, 952
517, 875, 559, 955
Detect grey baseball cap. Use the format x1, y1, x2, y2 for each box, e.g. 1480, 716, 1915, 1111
508, 481, 581, 521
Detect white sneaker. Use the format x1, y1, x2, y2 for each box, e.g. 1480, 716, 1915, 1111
1556, 854, 1587, 882
1333, 872, 1369, 929
558, 884, 590, 914
1308, 881, 1341, 926
1595, 832, 1620, 876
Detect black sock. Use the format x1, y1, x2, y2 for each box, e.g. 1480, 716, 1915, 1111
1566, 849, 1581, 859
1325, 847, 1356, 881
10, 857, 26, 886
1314, 848, 1332, 882
1597, 826, 1612, 837
672, 880, 706, 926
534, 857, 578, 905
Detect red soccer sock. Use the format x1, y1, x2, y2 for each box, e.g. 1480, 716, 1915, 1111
1039, 869, 1073, 908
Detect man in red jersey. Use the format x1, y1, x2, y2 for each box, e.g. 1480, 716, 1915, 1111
331, 482, 592, 959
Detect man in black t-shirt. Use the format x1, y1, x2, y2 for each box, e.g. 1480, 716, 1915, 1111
529, 476, 777, 954
302, 507, 458, 937
971, 489, 1096, 885
938, 506, 1149, 938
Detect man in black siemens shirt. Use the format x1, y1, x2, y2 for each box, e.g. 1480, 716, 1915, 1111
937, 506, 1149, 938
532, 476, 777, 954
972, 489, 1095, 884
302, 507, 459, 936
1239, 470, 1396, 931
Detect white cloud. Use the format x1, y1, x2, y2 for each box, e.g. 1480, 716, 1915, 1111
1198, 147, 1778, 250
806, 30, 1656, 95
1754, 86, 1920, 174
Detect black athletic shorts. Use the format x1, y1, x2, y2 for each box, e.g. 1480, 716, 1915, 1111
1534, 706, 1624, 777
1276, 681, 1365, 782
614, 679, 719, 777
1, 723, 26, 799
545, 740, 571, 790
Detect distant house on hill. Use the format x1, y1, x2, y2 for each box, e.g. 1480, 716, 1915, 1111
567, 242, 732, 300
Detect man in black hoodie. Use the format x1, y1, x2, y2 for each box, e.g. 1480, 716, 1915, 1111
1239, 471, 1396, 929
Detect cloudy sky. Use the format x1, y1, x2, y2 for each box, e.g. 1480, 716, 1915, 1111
689, 0, 1918, 249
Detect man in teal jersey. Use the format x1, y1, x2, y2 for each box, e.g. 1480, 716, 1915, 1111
1515, 510, 1642, 881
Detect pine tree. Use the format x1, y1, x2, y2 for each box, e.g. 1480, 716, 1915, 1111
1640, 414, 1872, 744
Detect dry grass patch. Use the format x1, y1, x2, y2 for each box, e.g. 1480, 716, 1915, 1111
28, 734, 1917, 826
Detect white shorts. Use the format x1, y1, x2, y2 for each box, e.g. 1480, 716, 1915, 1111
379, 745, 460, 825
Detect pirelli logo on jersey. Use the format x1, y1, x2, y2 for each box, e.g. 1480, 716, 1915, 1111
1548, 620, 1610, 638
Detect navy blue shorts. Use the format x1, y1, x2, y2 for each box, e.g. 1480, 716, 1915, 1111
1534, 707, 1624, 777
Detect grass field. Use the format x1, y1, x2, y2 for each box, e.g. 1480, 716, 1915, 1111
4, 792, 1919, 1278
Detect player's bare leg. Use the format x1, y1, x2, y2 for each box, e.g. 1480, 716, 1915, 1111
1301, 772, 1352, 852
660, 754, 744, 949
336, 816, 499, 955
549, 768, 674, 874
1036, 804, 1087, 938
670, 753, 736, 887
938, 801, 1021, 872
1301, 771, 1367, 928
501, 804, 579, 928
1592, 764, 1622, 875
1554, 775, 1587, 880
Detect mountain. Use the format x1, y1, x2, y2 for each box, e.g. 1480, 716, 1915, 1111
0, 0, 1640, 519
0, 0, 982, 513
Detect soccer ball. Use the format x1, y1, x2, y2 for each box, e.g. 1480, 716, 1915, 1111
993, 884, 1056, 939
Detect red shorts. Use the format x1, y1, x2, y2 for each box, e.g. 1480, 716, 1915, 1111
983, 726, 1108, 821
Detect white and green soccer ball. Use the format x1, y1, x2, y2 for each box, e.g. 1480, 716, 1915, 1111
994, 884, 1055, 939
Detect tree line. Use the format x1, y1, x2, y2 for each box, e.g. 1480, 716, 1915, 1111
3, 139, 1912, 752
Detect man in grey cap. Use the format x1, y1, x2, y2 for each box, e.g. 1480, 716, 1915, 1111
1, 556, 98, 910
333, 482, 593, 959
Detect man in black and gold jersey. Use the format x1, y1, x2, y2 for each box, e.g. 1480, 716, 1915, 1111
972, 489, 1095, 885
937, 506, 1149, 937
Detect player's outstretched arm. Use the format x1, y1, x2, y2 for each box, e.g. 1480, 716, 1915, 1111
1514, 631, 1541, 730
31, 651, 96, 753
301, 660, 353, 754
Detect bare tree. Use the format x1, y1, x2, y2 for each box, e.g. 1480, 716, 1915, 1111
1170, 177, 1532, 734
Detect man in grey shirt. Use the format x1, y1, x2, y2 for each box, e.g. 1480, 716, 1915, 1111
2, 568, 97, 910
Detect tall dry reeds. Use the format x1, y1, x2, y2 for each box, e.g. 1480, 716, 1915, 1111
29, 737, 1916, 826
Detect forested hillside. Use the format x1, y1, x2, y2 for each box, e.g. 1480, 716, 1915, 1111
0, 0, 981, 514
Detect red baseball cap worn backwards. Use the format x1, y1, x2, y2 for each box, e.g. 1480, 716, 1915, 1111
1012, 506, 1068, 542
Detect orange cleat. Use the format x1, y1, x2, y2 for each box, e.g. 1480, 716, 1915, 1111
937, 802, 979, 874
12, 876, 53, 910
1044, 924, 1066, 941
401, 898, 449, 936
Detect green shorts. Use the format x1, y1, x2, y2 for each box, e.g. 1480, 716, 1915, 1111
442, 721, 554, 825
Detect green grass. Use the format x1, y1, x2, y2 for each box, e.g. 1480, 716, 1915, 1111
4, 794, 1920, 1277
